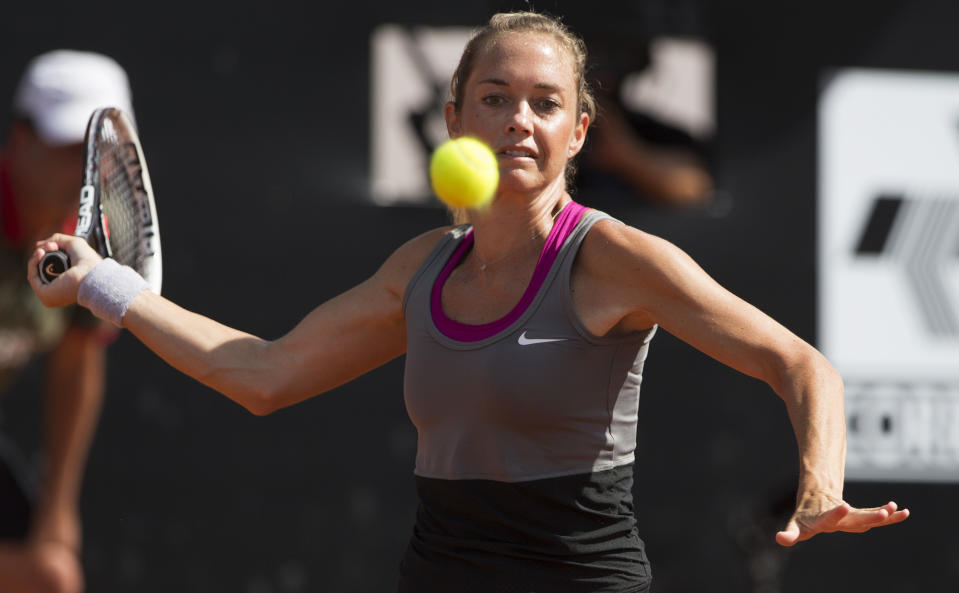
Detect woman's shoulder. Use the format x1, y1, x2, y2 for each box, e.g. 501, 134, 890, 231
393, 225, 460, 264
580, 217, 676, 268
572, 214, 708, 333
577, 215, 699, 294
375, 225, 458, 296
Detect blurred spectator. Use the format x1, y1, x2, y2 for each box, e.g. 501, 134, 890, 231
0, 50, 133, 593
578, 32, 716, 209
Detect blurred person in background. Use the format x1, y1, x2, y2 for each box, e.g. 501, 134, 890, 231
578, 31, 715, 209
0, 50, 134, 593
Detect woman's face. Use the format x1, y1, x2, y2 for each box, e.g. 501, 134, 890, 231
446, 32, 588, 200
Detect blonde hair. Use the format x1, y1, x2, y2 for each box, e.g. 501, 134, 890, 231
446, 11, 595, 224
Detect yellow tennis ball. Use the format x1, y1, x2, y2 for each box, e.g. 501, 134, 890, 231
429, 137, 499, 209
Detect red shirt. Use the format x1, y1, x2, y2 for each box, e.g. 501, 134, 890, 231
0, 153, 77, 247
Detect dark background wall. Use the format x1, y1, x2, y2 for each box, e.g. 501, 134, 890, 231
2, 1, 956, 591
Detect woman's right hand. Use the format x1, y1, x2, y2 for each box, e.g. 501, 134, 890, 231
27, 234, 103, 308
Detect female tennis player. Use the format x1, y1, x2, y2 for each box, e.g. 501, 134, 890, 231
28, 12, 908, 593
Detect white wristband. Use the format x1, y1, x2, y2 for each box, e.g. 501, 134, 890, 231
77, 259, 149, 327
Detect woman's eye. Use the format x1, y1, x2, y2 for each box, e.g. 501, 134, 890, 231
536, 99, 560, 113
482, 95, 505, 106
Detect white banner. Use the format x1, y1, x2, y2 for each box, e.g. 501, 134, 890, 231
818, 68, 959, 482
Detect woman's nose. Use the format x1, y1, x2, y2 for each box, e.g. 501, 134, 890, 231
506, 102, 532, 134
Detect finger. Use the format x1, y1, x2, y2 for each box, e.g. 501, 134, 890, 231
855, 501, 897, 514
839, 504, 910, 532
32, 236, 69, 267
878, 501, 912, 524
36, 233, 81, 255
775, 522, 800, 547
819, 502, 852, 527
800, 501, 852, 534
27, 247, 57, 289
34, 233, 67, 248
885, 508, 910, 525
778, 502, 851, 545
835, 507, 894, 533
27, 247, 56, 290
27, 249, 42, 281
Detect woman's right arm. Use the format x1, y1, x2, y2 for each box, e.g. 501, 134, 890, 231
28, 229, 448, 415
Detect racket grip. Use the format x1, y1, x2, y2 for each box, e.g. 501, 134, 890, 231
39, 250, 71, 284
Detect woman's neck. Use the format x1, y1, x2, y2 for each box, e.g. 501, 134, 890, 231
469, 181, 570, 265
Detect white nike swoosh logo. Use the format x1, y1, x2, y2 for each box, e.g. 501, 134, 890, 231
517, 331, 568, 346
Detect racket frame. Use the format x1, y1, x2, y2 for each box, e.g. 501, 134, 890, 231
39, 107, 162, 295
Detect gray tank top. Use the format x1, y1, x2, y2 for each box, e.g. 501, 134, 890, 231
403, 202, 656, 482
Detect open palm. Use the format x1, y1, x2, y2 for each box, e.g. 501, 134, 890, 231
776, 493, 910, 546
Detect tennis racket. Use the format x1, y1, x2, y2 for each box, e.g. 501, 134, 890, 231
39, 107, 162, 295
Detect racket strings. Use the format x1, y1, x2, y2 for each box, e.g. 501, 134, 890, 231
97, 138, 154, 271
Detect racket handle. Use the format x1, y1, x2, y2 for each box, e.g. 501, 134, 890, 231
39, 251, 71, 284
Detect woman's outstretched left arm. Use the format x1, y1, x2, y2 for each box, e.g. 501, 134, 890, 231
576, 220, 910, 545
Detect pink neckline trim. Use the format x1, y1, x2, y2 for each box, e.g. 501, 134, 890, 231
431, 201, 588, 342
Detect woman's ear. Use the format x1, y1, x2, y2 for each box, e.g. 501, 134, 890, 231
444, 101, 461, 138
567, 112, 589, 158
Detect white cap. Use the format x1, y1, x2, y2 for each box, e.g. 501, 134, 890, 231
12, 50, 134, 146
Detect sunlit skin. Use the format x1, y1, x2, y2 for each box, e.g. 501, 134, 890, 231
444, 33, 587, 274
447, 33, 586, 201
27, 27, 909, 561
441, 31, 910, 544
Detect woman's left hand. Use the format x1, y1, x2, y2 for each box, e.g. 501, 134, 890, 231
775, 490, 910, 546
